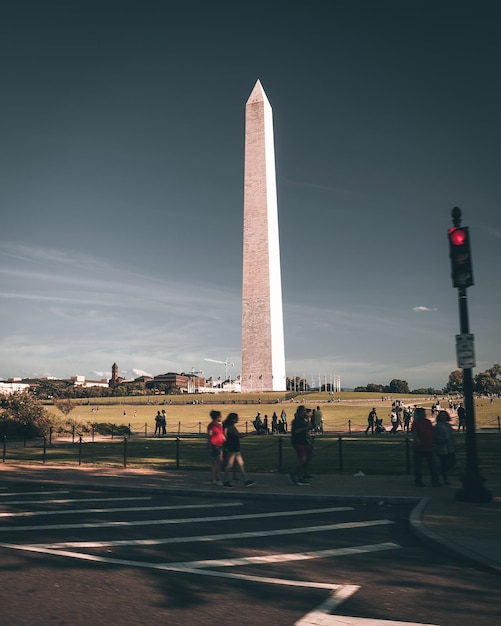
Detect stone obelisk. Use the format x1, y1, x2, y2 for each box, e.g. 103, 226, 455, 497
241, 80, 286, 393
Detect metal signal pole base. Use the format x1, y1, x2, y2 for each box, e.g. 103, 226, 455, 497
455, 476, 492, 503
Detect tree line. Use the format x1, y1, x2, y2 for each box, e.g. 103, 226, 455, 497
444, 364, 501, 396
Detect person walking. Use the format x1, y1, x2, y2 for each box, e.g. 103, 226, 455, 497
411, 407, 441, 487
313, 406, 323, 433
289, 405, 313, 485
154, 411, 162, 437
403, 406, 412, 432
221, 413, 256, 488
457, 403, 466, 432
271, 411, 279, 434
390, 409, 399, 434
207, 410, 225, 486
434, 410, 456, 485
160, 409, 167, 436
280, 408, 288, 432
365, 408, 377, 435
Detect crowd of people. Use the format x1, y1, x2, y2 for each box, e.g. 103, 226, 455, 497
206, 401, 459, 489
206, 404, 323, 488
365, 403, 458, 487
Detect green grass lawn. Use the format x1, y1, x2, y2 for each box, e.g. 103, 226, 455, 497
47, 393, 501, 435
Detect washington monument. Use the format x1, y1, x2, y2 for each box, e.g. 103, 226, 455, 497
241, 80, 286, 393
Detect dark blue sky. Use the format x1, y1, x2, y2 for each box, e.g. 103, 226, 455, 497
1, 0, 500, 387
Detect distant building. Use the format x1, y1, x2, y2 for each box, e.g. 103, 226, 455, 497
70, 376, 109, 389
109, 362, 125, 388
151, 372, 205, 393
133, 375, 153, 384
0, 381, 30, 396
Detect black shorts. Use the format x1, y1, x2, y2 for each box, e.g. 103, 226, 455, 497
210, 444, 223, 458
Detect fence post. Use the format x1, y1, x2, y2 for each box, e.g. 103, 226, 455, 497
128, 423, 131, 437
348, 419, 351, 434
92, 426, 95, 443
123, 437, 128, 469
43, 436, 47, 464
111, 424, 115, 440
278, 436, 283, 471
178, 421, 181, 436
78, 436, 83, 465
498, 416, 500, 434
176, 437, 180, 468
49, 426, 53, 445
338, 436, 344, 474
72, 424, 75, 444
145, 422, 147, 438
198, 421, 201, 435
405, 437, 411, 474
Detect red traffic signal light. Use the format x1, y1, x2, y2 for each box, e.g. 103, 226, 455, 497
448, 226, 474, 288
449, 228, 466, 246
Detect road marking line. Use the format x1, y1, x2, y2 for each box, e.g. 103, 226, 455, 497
0, 542, 397, 590
0, 501, 242, 518
297, 614, 439, 625
163, 542, 400, 568
295, 585, 360, 625
0, 505, 353, 532
295, 585, 440, 625
0, 490, 70, 497
0, 496, 152, 506
31, 519, 394, 549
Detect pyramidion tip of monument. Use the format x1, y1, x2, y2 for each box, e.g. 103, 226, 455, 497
247, 79, 270, 105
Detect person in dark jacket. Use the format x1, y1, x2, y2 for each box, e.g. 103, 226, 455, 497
289, 405, 313, 485
411, 407, 441, 487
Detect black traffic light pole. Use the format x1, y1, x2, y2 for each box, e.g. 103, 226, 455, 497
450, 207, 491, 503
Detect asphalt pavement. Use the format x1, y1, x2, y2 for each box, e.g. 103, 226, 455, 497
0, 463, 499, 576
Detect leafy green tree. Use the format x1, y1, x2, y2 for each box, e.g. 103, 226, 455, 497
35, 378, 76, 399
53, 398, 75, 417
0, 391, 54, 439
366, 383, 384, 393
388, 379, 410, 394
474, 364, 501, 395
444, 369, 463, 394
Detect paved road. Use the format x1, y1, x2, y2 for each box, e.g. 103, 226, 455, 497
0, 484, 499, 626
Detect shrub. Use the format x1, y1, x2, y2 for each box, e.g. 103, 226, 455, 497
0, 391, 54, 439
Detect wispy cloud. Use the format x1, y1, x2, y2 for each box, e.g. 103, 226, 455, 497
0, 243, 242, 379
413, 306, 438, 312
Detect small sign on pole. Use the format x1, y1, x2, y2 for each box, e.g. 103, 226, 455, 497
456, 333, 476, 369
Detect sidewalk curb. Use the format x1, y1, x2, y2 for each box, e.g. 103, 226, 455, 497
409, 497, 501, 576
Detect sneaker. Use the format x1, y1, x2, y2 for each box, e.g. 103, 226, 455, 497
296, 478, 311, 486
213, 480, 223, 486
244, 480, 256, 487
222, 481, 234, 488
288, 472, 298, 485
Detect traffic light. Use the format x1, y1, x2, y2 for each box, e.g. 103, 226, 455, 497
448, 226, 474, 288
